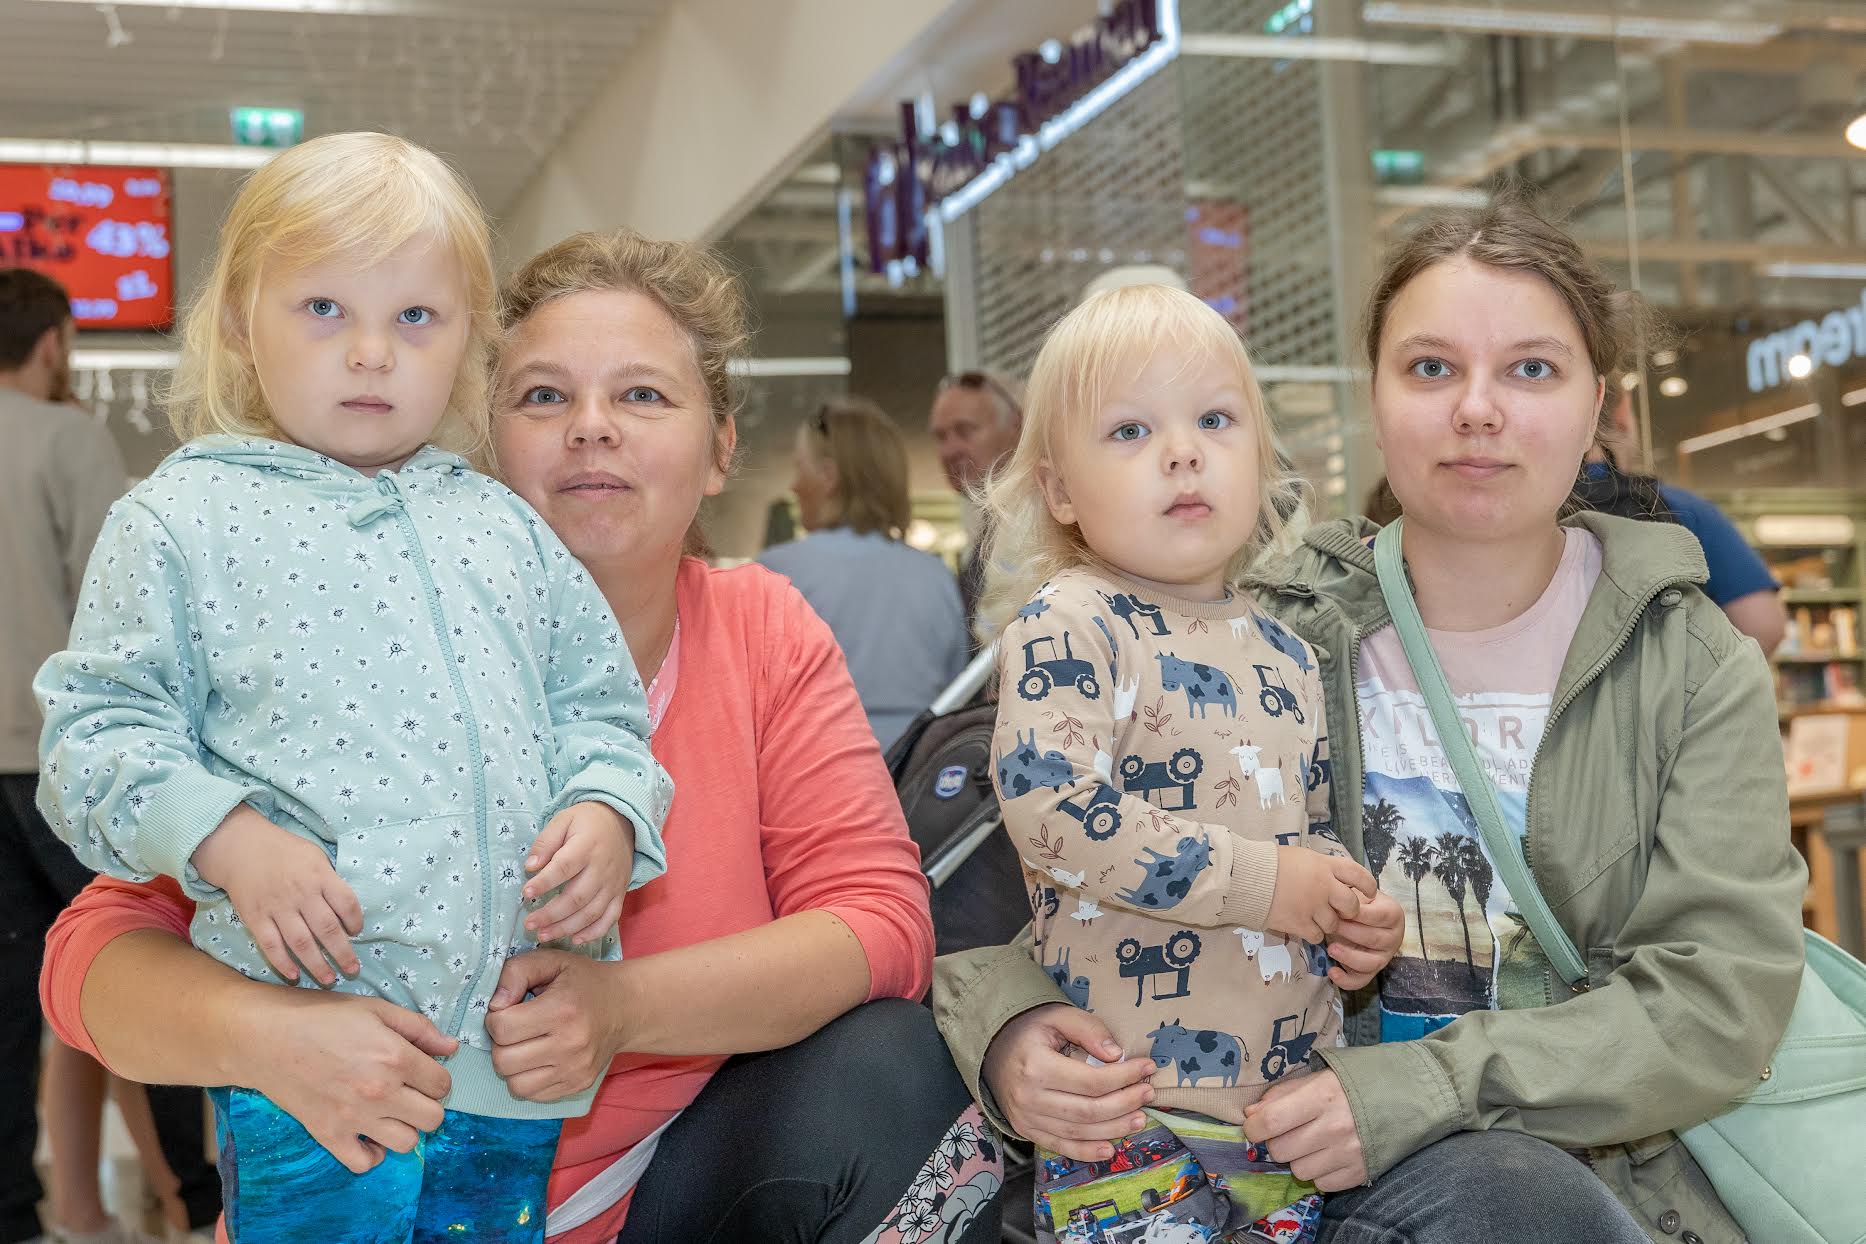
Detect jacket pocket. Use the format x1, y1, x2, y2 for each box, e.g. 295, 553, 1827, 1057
335, 814, 478, 1025
1590, 1132, 1747, 1244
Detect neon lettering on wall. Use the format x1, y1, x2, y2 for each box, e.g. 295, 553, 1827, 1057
864, 0, 1181, 274
1746, 290, 1866, 392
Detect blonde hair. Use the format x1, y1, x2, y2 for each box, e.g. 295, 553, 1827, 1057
799, 397, 911, 537
496, 229, 751, 556
167, 133, 496, 459
978, 284, 1301, 631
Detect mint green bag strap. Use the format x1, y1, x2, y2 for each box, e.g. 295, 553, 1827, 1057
1372, 520, 1590, 988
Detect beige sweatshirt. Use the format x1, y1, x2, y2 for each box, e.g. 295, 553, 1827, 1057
994, 568, 1344, 1123
0, 386, 127, 771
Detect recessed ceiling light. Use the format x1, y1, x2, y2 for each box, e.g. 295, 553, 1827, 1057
1659, 376, 1688, 397
1788, 353, 1815, 379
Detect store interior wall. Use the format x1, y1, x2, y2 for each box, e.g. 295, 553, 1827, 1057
499, 0, 971, 256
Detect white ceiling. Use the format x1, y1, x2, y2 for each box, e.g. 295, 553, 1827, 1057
0, 0, 675, 216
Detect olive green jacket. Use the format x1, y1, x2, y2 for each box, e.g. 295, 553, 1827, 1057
933, 513, 1808, 1243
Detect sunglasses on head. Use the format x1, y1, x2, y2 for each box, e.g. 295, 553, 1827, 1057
941, 370, 1022, 418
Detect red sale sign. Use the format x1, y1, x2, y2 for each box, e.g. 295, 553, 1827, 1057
0, 165, 174, 330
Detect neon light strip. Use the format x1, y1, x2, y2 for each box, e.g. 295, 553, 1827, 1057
25, 0, 437, 14
71, 349, 182, 371
937, 0, 1182, 224
0, 139, 273, 169
1677, 402, 1821, 456
728, 357, 851, 378
1179, 31, 1456, 65
66, 350, 848, 377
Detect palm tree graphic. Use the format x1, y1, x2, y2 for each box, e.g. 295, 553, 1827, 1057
1396, 837, 1437, 960
1362, 798, 1400, 886
1433, 831, 1476, 979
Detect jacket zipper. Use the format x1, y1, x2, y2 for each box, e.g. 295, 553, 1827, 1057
388, 499, 494, 1039
1519, 575, 1691, 996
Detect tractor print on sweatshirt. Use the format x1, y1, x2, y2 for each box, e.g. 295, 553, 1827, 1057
1120, 747, 1203, 811
1114, 835, 1213, 911
995, 730, 1125, 841
1016, 631, 1101, 703
1155, 653, 1238, 719
1098, 590, 1170, 639
1117, 928, 1202, 1005
1146, 1019, 1244, 1088
1259, 1010, 1320, 1082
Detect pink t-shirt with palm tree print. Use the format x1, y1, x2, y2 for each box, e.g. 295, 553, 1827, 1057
1353, 528, 1601, 1041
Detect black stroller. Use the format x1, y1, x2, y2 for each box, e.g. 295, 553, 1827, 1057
885, 646, 1040, 1243
885, 648, 1032, 958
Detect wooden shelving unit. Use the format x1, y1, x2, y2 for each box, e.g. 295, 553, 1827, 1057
1701, 489, 1866, 718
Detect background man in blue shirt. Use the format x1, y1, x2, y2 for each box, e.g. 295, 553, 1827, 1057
1589, 394, 1786, 654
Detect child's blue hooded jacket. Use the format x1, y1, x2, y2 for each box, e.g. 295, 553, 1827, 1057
35, 436, 672, 1119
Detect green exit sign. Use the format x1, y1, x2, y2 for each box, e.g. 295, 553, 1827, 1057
1372, 149, 1425, 185
230, 107, 302, 148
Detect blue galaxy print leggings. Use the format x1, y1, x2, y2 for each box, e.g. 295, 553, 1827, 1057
209, 1086, 560, 1243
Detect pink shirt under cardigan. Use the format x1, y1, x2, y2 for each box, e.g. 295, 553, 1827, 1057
42, 558, 936, 1244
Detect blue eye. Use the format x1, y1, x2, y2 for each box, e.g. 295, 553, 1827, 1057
399, 307, 433, 326
522, 386, 566, 406
306, 298, 341, 318
1512, 358, 1554, 380
623, 386, 664, 403
1111, 422, 1148, 442
1409, 358, 1450, 379
1198, 410, 1233, 431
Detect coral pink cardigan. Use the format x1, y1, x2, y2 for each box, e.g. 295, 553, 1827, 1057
42, 559, 935, 1243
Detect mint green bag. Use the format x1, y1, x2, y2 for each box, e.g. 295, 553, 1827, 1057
1374, 519, 1866, 1244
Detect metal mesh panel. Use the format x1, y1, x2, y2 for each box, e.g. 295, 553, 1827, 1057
968, 68, 1191, 381
958, 0, 1352, 512
1177, 0, 1341, 372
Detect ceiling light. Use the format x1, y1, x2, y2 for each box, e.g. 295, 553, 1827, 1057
1678, 402, 1821, 456
1651, 350, 1677, 368
1843, 386, 1866, 407
1849, 111, 1866, 152
71, 348, 181, 371
1360, 3, 1779, 45
24, 0, 439, 13
1621, 372, 1640, 391
729, 357, 851, 378
1659, 376, 1688, 397
1788, 353, 1815, 379
0, 138, 273, 169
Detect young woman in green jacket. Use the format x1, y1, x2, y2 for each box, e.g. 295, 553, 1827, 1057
936, 200, 1808, 1243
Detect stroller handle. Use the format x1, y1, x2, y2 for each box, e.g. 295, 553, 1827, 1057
930, 644, 998, 716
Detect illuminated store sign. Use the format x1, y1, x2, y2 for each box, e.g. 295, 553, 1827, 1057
1747, 289, 1866, 393
864, 0, 1180, 275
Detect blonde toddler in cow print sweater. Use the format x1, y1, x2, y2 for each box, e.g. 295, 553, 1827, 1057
978, 284, 1387, 1244
994, 568, 1355, 1121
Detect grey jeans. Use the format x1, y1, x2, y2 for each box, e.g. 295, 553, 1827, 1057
1319, 1130, 1648, 1244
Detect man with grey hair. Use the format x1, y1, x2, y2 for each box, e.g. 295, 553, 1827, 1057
928, 368, 1024, 637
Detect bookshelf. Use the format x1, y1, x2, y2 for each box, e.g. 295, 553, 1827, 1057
1703, 489, 1866, 719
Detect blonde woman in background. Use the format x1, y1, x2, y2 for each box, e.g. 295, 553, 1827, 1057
760, 397, 969, 751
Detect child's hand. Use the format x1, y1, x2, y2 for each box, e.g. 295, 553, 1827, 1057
192, 805, 362, 986
1326, 889, 1406, 990
1266, 847, 1377, 944
523, 802, 636, 946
